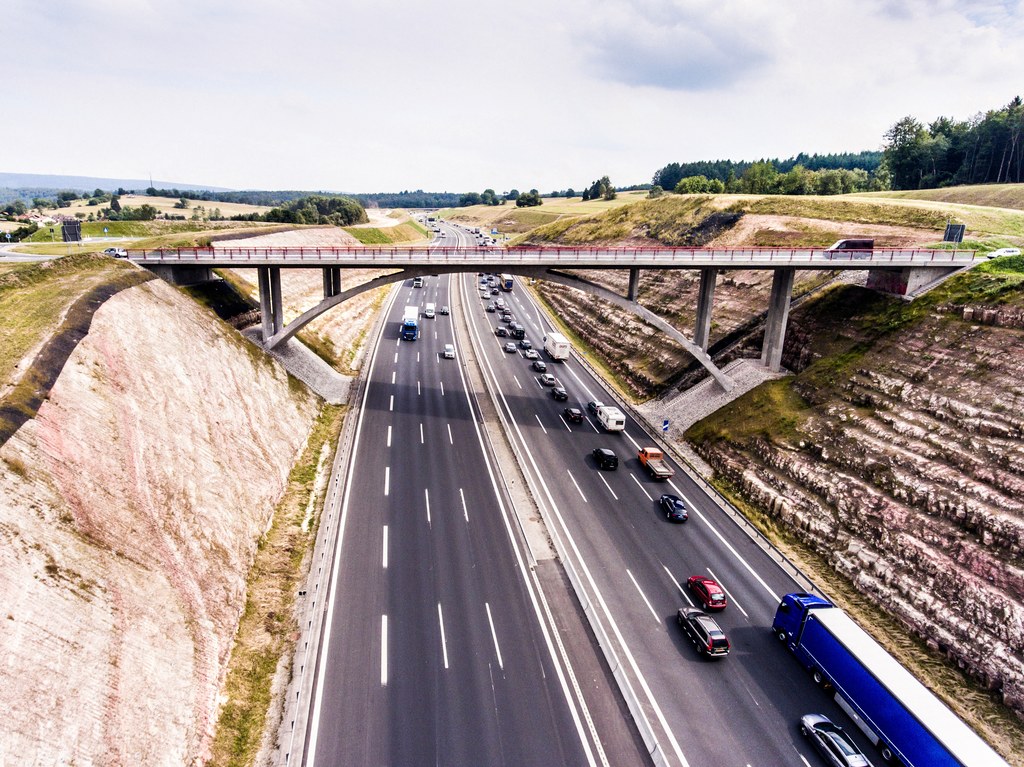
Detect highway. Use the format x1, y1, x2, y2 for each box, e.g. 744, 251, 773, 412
454, 232, 892, 766
305, 225, 639, 765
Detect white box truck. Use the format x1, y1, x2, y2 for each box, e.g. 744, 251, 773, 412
597, 406, 625, 432
543, 332, 571, 361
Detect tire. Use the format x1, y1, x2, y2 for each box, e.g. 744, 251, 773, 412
776, 629, 787, 642
812, 669, 825, 686
881, 745, 893, 761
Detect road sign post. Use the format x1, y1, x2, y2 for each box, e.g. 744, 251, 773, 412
662, 419, 669, 433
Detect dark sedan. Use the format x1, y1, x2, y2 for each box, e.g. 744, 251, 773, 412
563, 407, 583, 423
659, 494, 688, 523
551, 386, 568, 401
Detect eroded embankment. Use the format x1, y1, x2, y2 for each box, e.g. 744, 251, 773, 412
0, 269, 319, 765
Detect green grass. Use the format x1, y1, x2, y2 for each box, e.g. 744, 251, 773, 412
686, 378, 812, 447
209, 404, 345, 767
852, 183, 1024, 212
343, 221, 429, 244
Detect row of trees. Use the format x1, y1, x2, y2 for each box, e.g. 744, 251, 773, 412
665, 163, 889, 197
231, 195, 367, 226
652, 152, 883, 193
883, 97, 1024, 189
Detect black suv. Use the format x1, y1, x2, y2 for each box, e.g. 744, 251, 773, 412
676, 607, 730, 657
592, 448, 618, 470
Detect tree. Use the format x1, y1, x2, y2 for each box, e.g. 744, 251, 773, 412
174, 196, 190, 209
505, 189, 520, 201
110, 196, 122, 213
515, 190, 542, 207
480, 189, 498, 206
652, 163, 686, 192
32, 197, 51, 210
674, 175, 725, 194
883, 116, 928, 189
740, 162, 779, 194
647, 185, 665, 198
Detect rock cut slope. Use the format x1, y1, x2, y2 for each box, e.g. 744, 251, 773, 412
0, 275, 319, 765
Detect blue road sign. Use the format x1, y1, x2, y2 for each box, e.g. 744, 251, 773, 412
662, 419, 669, 432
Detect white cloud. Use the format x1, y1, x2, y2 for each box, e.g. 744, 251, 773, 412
3, 0, 1023, 192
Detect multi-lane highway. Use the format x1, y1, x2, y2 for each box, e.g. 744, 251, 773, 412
305, 219, 914, 767
453, 230, 893, 766
304, 226, 639, 765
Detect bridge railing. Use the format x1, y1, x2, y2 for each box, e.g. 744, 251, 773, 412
128, 246, 977, 266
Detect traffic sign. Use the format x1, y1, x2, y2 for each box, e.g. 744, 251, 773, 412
662, 419, 669, 432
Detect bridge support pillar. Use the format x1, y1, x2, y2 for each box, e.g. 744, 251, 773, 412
258, 267, 283, 342
627, 268, 640, 301
694, 268, 718, 350
761, 267, 795, 372
145, 264, 215, 286
323, 266, 342, 298
866, 266, 959, 297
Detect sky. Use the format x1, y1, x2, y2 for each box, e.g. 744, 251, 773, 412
4, 0, 1023, 194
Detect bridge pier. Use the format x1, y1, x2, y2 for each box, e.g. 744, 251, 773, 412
694, 268, 718, 350
258, 267, 283, 342
866, 265, 959, 297
627, 268, 640, 301
323, 266, 342, 298
145, 264, 215, 286
761, 267, 795, 372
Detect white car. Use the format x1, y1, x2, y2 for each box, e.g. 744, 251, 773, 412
103, 247, 128, 258
989, 247, 1021, 258
442, 344, 455, 359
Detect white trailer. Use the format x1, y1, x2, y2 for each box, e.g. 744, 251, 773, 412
543, 332, 571, 361
597, 406, 625, 432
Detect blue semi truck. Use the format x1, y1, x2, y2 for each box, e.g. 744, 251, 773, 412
401, 305, 419, 340
773, 593, 1007, 766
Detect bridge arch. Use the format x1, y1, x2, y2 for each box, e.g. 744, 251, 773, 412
262, 264, 735, 391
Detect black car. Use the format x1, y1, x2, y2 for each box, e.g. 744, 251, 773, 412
564, 407, 583, 423
799, 714, 874, 767
486, 303, 496, 313
586, 400, 605, 416
592, 448, 618, 470
659, 494, 689, 522
491, 288, 500, 295
676, 607, 730, 657
532, 359, 547, 372
552, 386, 568, 401
495, 326, 508, 337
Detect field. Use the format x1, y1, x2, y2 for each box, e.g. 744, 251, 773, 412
853, 182, 1024, 211
57, 194, 273, 219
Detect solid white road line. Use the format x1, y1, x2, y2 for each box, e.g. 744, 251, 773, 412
438, 603, 449, 669
598, 473, 618, 500
535, 414, 548, 434
387, 425, 392, 448
623, 430, 642, 451
485, 602, 504, 669
381, 615, 388, 686
707, 566, 748, 618
459, 487, 469, 522
630, 474, 653, 501
425, 488, 431, 525
627, 569, 661, 625
384, 467, 390, 496
662, 564, 690, 602
567, 470, 588, 502
447, 423, 453, 444
667, 478, 780, 605
382, 526, 388, 569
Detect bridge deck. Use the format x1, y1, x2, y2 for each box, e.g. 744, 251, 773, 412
128, 246, 976, 271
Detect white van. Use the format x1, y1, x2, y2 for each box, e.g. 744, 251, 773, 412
424, 303, 436, 318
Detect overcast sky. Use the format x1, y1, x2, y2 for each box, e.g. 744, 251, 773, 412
5, 0, 1023, 193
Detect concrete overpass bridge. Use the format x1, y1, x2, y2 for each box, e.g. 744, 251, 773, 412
130, 245, 975, 392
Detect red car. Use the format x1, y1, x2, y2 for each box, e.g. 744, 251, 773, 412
687, 575, 727, 611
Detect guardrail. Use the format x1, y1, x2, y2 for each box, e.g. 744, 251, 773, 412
129, 246, 977, 269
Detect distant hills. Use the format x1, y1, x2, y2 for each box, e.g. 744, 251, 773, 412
0, 172, 230, 193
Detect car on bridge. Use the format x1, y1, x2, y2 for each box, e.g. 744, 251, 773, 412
103, 247, 128, 258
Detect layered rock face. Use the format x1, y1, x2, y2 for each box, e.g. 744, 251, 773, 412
0, 280, 318, 765
692, 285, 1024, 719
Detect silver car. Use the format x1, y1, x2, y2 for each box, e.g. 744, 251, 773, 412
799, 714, 873, 767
